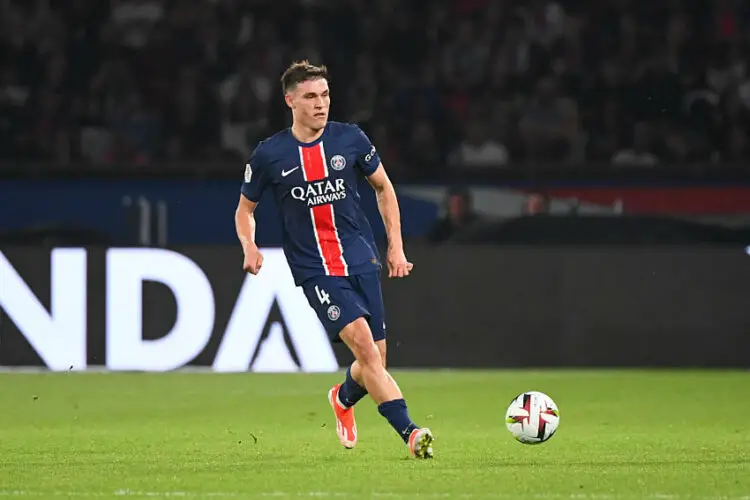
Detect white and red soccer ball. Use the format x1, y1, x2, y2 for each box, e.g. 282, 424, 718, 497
505, 391, 560, 444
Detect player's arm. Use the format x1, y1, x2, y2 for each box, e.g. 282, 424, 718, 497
366, 164, 403, 253
366, 164, 413, 278
352, 124, 413, 278
236, 150, 269, 275
235, 195, 263, 274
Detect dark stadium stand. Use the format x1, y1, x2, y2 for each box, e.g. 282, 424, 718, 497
2, 0, 750, 180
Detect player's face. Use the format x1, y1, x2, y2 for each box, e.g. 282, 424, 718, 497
286, 78, 330, 130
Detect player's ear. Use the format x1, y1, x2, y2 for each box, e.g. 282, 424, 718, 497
284, 93, 294, 110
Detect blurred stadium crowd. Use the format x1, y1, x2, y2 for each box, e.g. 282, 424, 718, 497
2, 0, 750, 178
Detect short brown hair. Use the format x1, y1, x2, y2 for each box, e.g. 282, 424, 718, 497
280, 60, 329, 94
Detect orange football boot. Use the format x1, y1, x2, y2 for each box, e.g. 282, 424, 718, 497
408, 427, 434, 459
328, 384, 357, 449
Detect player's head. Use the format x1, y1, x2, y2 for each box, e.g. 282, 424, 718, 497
281, 60, 330, 131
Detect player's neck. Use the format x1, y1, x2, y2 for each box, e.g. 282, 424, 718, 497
290, 122, 325, 144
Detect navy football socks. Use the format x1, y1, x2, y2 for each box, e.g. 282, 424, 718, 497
337, 368, 419, 444
378, 398, 418, 443
337, 366, 368, 408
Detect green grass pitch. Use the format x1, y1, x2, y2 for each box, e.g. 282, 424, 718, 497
0, 369, 748, 499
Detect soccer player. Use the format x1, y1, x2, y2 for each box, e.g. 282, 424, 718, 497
234, 60, 434, 459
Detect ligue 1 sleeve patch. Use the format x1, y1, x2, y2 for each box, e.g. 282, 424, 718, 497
364, 145, 376, 163
244, 163, 252, 183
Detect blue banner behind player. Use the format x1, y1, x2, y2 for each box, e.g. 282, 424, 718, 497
234, 60, 434, 458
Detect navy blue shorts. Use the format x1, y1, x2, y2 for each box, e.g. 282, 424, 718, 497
301, 272, 386, 343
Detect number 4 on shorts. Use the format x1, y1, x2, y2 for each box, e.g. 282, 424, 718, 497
315, 285, 331, 305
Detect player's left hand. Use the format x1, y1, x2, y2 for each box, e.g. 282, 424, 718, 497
386, 248, 413, 278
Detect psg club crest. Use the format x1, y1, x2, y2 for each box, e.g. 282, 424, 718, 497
330, 155, 346, 171
327, 305, 341, 321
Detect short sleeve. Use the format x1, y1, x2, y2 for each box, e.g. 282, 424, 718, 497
241, 145, 270, 202
352, 125, 381, 176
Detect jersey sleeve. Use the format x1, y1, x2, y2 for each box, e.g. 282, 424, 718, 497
240, 145, 270, 202
351, 125, 381, 176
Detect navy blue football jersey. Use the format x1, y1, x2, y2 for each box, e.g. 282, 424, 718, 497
241, 121, 382, 286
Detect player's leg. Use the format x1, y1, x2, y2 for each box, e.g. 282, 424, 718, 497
339, 272, 390, 406
302, 276, 367, 449
336, 363, 369, 408
326, 302, 386, 446
303, 274, 433, 457
337, 330, 387, 409
344, 339, 388, 404
338, 319, 398, 401
377, 338, 386, 365
339, 318, 433, 458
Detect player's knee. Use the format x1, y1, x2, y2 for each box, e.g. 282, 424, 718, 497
340, 318, 381, 367
354, 338, 381, 368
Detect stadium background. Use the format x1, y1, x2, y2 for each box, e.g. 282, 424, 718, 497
1, 0, 749, 370
1, 2, 749, 498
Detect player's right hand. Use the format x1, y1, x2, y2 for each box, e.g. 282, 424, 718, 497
242, 246, 264, 275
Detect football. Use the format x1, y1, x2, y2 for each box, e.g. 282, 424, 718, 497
505, 391, 560, 444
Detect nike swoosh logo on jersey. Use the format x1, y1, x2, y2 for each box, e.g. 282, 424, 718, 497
281, 166, 300, 177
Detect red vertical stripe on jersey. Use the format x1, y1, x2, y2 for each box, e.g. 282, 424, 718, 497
300, 144, 327, 182
300, 143, 347, 276
310, 204, 346, 276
